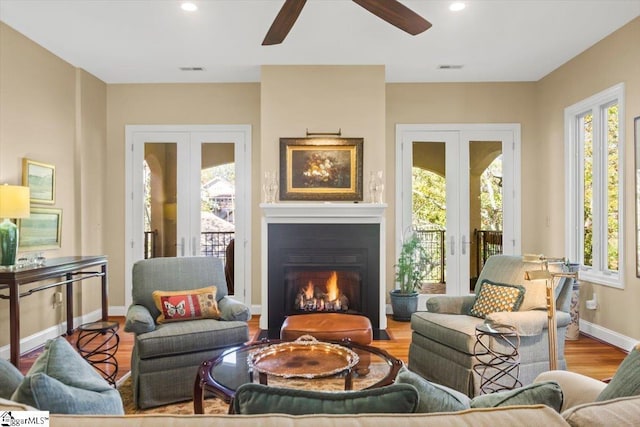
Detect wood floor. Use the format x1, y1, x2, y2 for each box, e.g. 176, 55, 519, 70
18, 315, 628, 384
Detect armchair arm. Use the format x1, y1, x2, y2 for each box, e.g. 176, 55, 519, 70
426, 295, 476, 314
485, 310, 548, 336
485, 310, 571, 336
534, 370, 606, 411
124, 304, 156, 334
218, 296, 252, 322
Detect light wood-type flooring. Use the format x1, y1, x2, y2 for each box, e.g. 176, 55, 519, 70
18, 315, 628, 385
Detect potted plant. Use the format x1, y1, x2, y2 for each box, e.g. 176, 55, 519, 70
390, 233, 429, 321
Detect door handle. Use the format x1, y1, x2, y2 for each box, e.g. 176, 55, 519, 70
461, 235, 472, 255
450, 235, 455, 256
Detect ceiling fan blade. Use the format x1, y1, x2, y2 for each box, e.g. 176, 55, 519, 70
262, 0, 307, 45
352, 0, 432, 35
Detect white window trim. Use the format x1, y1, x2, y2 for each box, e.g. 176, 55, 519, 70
564, 83, 625, 288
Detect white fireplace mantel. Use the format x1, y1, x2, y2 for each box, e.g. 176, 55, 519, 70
261, 202, 387, 221
260, 202, 387, 331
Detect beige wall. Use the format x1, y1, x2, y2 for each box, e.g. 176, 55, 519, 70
536, 17, 640, 340
0, 23, 106, 347
1, 17, 639, 353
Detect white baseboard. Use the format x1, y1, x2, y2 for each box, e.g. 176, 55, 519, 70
109, 305, 127, 317
579, 319, 637, 353
0, 309, 103, 361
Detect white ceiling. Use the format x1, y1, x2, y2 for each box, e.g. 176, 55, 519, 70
1, 0, 639, 84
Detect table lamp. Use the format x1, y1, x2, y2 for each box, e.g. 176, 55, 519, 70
0, 184, 30, 266
523, 254, 578, 370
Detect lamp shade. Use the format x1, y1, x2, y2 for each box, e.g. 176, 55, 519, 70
0, 185, 30, 219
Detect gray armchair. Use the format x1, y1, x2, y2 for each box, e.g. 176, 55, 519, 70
124, 256, 250, 409
408, 255, 573, 397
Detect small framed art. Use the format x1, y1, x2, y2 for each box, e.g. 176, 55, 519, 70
22, 158, 56, 204
19, 207, 62, 250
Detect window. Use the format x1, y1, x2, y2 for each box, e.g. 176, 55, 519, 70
565, 83, 624, 288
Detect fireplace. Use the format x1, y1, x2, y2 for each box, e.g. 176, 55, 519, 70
287, 269, 359, 313
266, 222, 381, 338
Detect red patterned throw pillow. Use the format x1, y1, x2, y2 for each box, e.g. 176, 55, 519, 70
152, 286, 221, 323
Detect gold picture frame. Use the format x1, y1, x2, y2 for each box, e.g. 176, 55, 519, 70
279, 137, 363, 201
18, 207, 63, 251
22, 158, 56, 204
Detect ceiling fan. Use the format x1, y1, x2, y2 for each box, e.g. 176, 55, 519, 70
262, 0, 432, 45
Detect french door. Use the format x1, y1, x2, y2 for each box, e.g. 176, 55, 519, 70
125, 125, 252, 307
396, 124, 521, 297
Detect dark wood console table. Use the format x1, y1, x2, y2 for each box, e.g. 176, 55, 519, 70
0, 256, 108, 368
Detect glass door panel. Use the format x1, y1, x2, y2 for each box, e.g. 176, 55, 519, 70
200, 142, 236, 293
469, 141, 503, 291
412, 141, 447, 294
143, 142, 178, 258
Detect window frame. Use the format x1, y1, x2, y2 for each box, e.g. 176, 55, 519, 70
564, 83, 625, 288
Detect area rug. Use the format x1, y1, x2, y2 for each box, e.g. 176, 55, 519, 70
118, 376, 230, 415
118, 363, 387, 415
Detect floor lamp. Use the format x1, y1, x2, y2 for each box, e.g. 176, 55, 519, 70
523, 254, 578, 371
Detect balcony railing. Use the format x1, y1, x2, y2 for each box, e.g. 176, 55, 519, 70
142, 230, 234, 264
414, 229, 446, 284
413, 228, 503, 286
144, 229, 502, 286
200, 231, 235, 263
475, 229, 503, 276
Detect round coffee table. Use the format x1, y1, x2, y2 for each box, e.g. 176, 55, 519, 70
193, 338, 403, 414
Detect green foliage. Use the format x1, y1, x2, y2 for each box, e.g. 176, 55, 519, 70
582, 105, 620, 271
412, 168, 446, 229
479, 157, 503, 230
412, 162, 503, 233
395, 234, 430, 294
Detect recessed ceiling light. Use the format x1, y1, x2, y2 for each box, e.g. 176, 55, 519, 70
449, 2, 466, 12
181, 2, 198, 12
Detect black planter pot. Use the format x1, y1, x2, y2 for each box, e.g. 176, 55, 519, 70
389, 289, 418, 322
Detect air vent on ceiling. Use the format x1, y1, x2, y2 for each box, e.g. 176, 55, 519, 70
179, 67, 205, 71
438, 65, 463, 70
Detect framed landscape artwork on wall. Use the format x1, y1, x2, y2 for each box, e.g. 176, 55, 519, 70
19, 207, 62, 251
22, 158, 56, 204
279, 137, 363, 201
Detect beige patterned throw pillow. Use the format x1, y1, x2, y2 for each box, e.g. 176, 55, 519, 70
469, 280, 525, 318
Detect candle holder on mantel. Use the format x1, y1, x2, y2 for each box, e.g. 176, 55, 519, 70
368, 171, 384, 203
263, 171, 278, 203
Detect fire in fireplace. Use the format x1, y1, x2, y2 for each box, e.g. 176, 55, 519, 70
291, 270, 358, 312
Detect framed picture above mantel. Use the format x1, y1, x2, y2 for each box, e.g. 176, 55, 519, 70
279, 137, 363, 201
